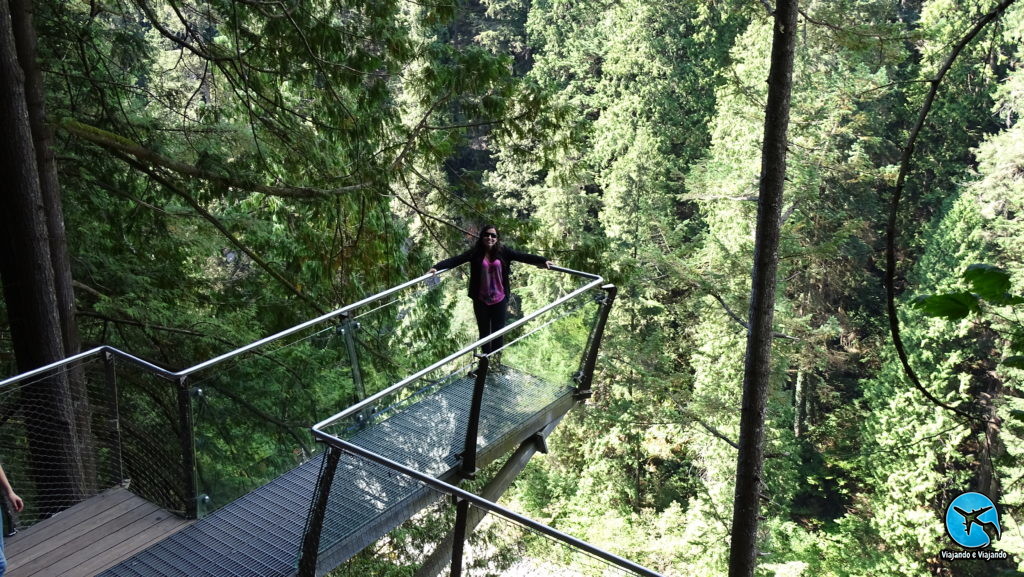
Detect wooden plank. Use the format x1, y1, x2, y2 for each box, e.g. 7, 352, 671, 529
7, 495, 157, 574
57, 514, 191, 577
4, 488, 191, 577
6, 488, 137, 555
21, 508, 185, 577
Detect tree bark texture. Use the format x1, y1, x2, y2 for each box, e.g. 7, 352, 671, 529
8, 0, 80, 360
1, 0, 86, 513
8, 0, 95, 494
727, 1, 798, 576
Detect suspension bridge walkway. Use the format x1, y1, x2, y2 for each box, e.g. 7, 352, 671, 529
0, 268, 653, 577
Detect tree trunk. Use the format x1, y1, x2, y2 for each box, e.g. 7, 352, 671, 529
727, 1, 798, 576
8, 0, 95, 494
793, 369, 806, 438
0, 0, 86, 514
8, 0, 80, 360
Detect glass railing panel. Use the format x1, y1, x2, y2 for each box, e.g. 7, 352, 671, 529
431, 265, 599, 369
309, 443, 661, 577
185, 324, 358, 514
315, 270, 600, 446
496, 266, 601, 387
312, 449, 453, 574
183, 271, 473, 514
463, 503, 653, 577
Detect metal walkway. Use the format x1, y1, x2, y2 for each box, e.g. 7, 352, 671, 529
98, 367, 576, 577
1, 267, 642, 577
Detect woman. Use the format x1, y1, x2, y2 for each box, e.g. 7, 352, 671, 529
429, 225, 553, 359
0, 463, 23, 577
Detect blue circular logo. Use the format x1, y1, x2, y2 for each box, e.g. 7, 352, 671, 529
945, 492, 1001, 549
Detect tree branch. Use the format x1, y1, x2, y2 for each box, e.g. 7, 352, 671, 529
203, 382, 314, 456
77, 310, 207, 338
709, 291, 798, 341
682, 194, 759, 202
680, 404, 740, 449
114, 152, 327, 316
884, 0, 1017, 422
62, 118, 370, 198
394, 171, 465, 256
797, 8, 913, 41
136, 0, 236, 63
670, 398, 793, 461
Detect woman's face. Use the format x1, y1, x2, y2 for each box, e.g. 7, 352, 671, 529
481, 228, 498, 250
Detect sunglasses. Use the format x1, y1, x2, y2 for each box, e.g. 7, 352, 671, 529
481, 232, 498, 239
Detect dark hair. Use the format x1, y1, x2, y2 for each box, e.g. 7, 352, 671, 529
473, 224, 503, 256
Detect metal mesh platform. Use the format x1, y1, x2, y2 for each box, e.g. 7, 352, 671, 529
98, 366, 576, 577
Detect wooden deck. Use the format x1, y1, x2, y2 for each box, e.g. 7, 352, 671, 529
5, 487, 192, 577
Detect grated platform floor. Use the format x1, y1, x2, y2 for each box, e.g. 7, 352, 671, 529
97, 366, 575, 577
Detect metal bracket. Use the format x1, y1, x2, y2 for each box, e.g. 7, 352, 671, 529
573, 388, 594, 401
530, 431, 549, 455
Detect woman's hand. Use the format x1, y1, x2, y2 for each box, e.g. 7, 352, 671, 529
544, 261, 554, 269
7, 490, 23, 513
428, 268, 437, 274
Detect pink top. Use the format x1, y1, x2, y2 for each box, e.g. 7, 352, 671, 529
478, 257, 506, 305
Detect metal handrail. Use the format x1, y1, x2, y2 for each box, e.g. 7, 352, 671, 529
310, 430, 664, 577
1, 266, 598, 389
0, 346, 175, 387
179, 272, 443, 376
313, 267, 604, 431
1, 273, 447, 388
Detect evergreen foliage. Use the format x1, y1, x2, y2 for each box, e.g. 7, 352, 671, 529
4, 0, 1024, 575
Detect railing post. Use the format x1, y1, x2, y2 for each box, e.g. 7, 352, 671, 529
177, 376, 199, 518
450, 497, 471, 577
103, 351, 125, 485
574, 284, 617, 399
339, 313, 365, 404
298, 445, 343, 577
460, 355, 489, 479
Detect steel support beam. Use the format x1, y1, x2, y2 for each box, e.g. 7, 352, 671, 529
414, 415, 567, 577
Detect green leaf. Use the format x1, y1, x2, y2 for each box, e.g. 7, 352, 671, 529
1003, 356, 1024, 370
911, 292, 980, 320
1011, 330, 1024, 353
963, 264, 1012, 303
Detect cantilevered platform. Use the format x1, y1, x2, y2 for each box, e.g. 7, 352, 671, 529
5, 487, 192, 577
97, 366, 577, 577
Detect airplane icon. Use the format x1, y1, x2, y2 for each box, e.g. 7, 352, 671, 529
953, 505, 1001, 542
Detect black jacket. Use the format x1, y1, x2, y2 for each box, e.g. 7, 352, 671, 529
433, 246, 548, 302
